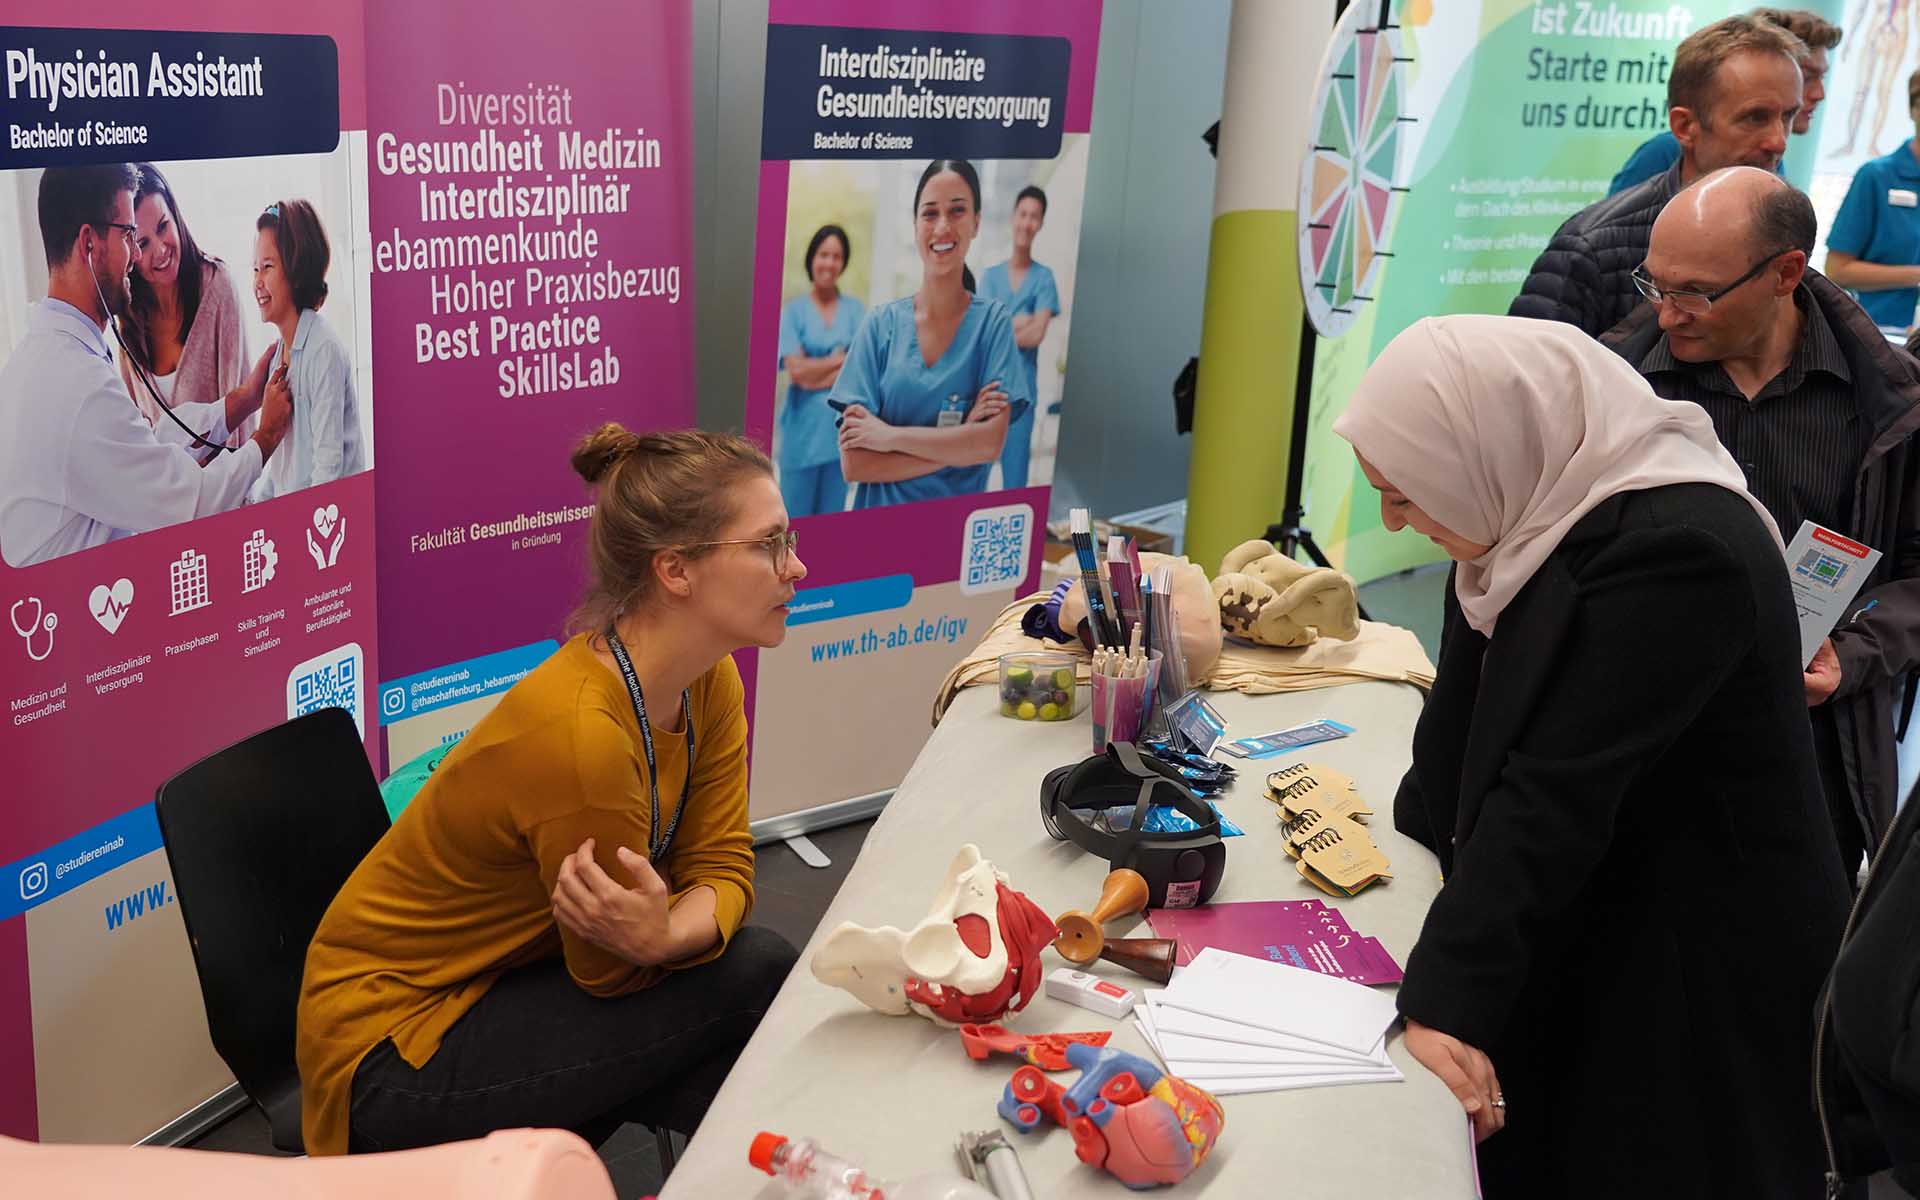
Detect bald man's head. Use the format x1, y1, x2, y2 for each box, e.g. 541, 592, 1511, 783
1657, 165, 1816, 260
1641, 167, 1812, 364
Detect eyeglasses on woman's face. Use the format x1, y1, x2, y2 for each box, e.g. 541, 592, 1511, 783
681, 528, 799, 575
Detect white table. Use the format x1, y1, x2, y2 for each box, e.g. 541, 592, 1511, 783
664, 680, 1477, 1197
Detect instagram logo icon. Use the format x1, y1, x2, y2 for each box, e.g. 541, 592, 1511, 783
19, 862, 48, 901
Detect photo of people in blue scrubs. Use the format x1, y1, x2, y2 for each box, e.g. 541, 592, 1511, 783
776, 225, 866, 517
977, 185, 1062, 491
769, 145, 1085, 512
833, 160, 1025, 510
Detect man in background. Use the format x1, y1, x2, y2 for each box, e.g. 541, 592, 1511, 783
1607, 7, 1841, 194
1511, 15, 1805, 336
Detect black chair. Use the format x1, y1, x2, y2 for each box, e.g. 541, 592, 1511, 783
156, 707, 683, 1176
156, 706, 390, 1154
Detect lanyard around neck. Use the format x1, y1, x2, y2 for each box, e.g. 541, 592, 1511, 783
606, 631, 694, 864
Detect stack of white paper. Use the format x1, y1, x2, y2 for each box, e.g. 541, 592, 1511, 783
1134, 947, 1404, 1095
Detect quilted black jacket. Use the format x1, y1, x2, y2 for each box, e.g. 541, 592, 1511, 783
1508, 160, 1684, 336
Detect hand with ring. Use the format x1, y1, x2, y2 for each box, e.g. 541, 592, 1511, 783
1405, 1018, 1508, 1142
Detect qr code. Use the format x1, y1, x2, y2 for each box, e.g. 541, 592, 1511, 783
295, 654, 356, 711
287, 642, 366, 737
960, 503, 1033, 596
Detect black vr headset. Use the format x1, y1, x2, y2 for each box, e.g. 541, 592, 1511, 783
1040, 741, 1226, 909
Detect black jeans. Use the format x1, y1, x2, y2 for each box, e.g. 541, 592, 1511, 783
346, 925, 796, 1153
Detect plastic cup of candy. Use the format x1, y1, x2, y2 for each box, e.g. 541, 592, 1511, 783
998, 652, 1078, 721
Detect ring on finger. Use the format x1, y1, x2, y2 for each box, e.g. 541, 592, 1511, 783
1491, 1094, 1507, 1111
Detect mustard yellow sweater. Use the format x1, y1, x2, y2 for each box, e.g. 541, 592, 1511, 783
295, 635, 755, 1155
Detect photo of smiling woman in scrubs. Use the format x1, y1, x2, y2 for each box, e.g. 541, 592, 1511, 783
833, 159, 1024, 510
777, 224, 866, 516
978, 185, 1061, 491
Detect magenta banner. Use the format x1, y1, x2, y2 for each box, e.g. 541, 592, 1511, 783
0, 3, 375, 1142
364, 0, 694, 766
743, 0, 1102, 823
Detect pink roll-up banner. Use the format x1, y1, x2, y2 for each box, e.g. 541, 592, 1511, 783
0, 0, 695, 1144
363, 0, 694, 769
0, 5, 376, 1141
743, 0, 1103, 824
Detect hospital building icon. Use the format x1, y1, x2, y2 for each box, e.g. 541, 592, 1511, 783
169, 549, 211, 616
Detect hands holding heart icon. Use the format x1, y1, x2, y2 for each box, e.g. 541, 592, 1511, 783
307, 504, 346, 570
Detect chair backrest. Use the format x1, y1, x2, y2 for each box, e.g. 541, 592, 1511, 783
156, 707, 391, 1154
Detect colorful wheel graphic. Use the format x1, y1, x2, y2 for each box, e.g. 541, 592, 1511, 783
1298, 2, 1409, 338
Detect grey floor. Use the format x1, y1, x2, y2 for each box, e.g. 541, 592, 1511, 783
183, 818, 876, 1198
1354, 562, 1447, 662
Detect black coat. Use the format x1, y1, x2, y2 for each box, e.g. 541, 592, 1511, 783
1507, 161, 1682, 336
1394, 484, 1850, 1199
1820, 757, 1920, 1188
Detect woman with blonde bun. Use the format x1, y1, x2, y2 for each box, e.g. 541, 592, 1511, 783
297, 423, 806, 1155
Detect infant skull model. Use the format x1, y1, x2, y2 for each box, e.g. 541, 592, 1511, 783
811, 844, 1058, 1026
1211, 538, 1361, 649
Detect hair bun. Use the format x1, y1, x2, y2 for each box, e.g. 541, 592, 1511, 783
571, 422, 644, 484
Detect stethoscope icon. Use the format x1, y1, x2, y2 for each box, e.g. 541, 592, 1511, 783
10, 597, 56, 662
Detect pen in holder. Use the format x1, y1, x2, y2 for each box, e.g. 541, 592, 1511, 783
1090, 647, 1162, 754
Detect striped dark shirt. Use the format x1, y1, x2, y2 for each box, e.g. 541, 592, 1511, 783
1633, 289, 1865, 540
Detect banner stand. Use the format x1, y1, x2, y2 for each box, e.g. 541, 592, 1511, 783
749, 790, 893, 849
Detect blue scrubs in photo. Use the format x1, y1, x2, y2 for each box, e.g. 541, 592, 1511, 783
832, 294, 1024, 510
978, 260, 1061, 490
776, 291, 867, 516
1828, 139, 1920, 330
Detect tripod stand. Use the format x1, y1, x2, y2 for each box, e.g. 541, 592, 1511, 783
1262, 311, 1337, 567
1259, 311, 1371, 621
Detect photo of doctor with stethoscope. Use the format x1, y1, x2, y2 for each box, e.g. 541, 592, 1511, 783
0, 164, 290, 568
0, 155, 369, 570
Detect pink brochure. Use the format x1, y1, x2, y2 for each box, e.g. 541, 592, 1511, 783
1147, 900, 1405, 986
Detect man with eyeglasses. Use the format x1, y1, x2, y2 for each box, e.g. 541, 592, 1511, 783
1601, 166, 1920, 880
1511, 15, 1806, 337
0, 164, 289, 567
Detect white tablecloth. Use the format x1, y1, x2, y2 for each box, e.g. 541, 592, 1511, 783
663, 680, 1478, 1198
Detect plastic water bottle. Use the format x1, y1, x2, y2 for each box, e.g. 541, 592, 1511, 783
749, 1132, 996, 1200
751, 1131, 876, 1198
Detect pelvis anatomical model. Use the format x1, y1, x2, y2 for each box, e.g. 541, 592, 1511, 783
811, 844, 1059, 1025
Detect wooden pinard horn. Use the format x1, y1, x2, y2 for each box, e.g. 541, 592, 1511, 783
1054, 868, 1150, 965
1096, 936, 1178, 985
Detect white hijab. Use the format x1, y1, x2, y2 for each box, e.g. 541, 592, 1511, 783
1332, 315, 1781, 635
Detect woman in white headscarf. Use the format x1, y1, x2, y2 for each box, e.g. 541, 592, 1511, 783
1335, 315, 1848, 1200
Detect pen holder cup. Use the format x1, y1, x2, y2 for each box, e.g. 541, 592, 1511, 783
998, 652, 1079, 722
1091, 651, 1162, 754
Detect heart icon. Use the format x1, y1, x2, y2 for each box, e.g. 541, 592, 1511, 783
313, 504, 340, 540
89, 578, 134, 634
